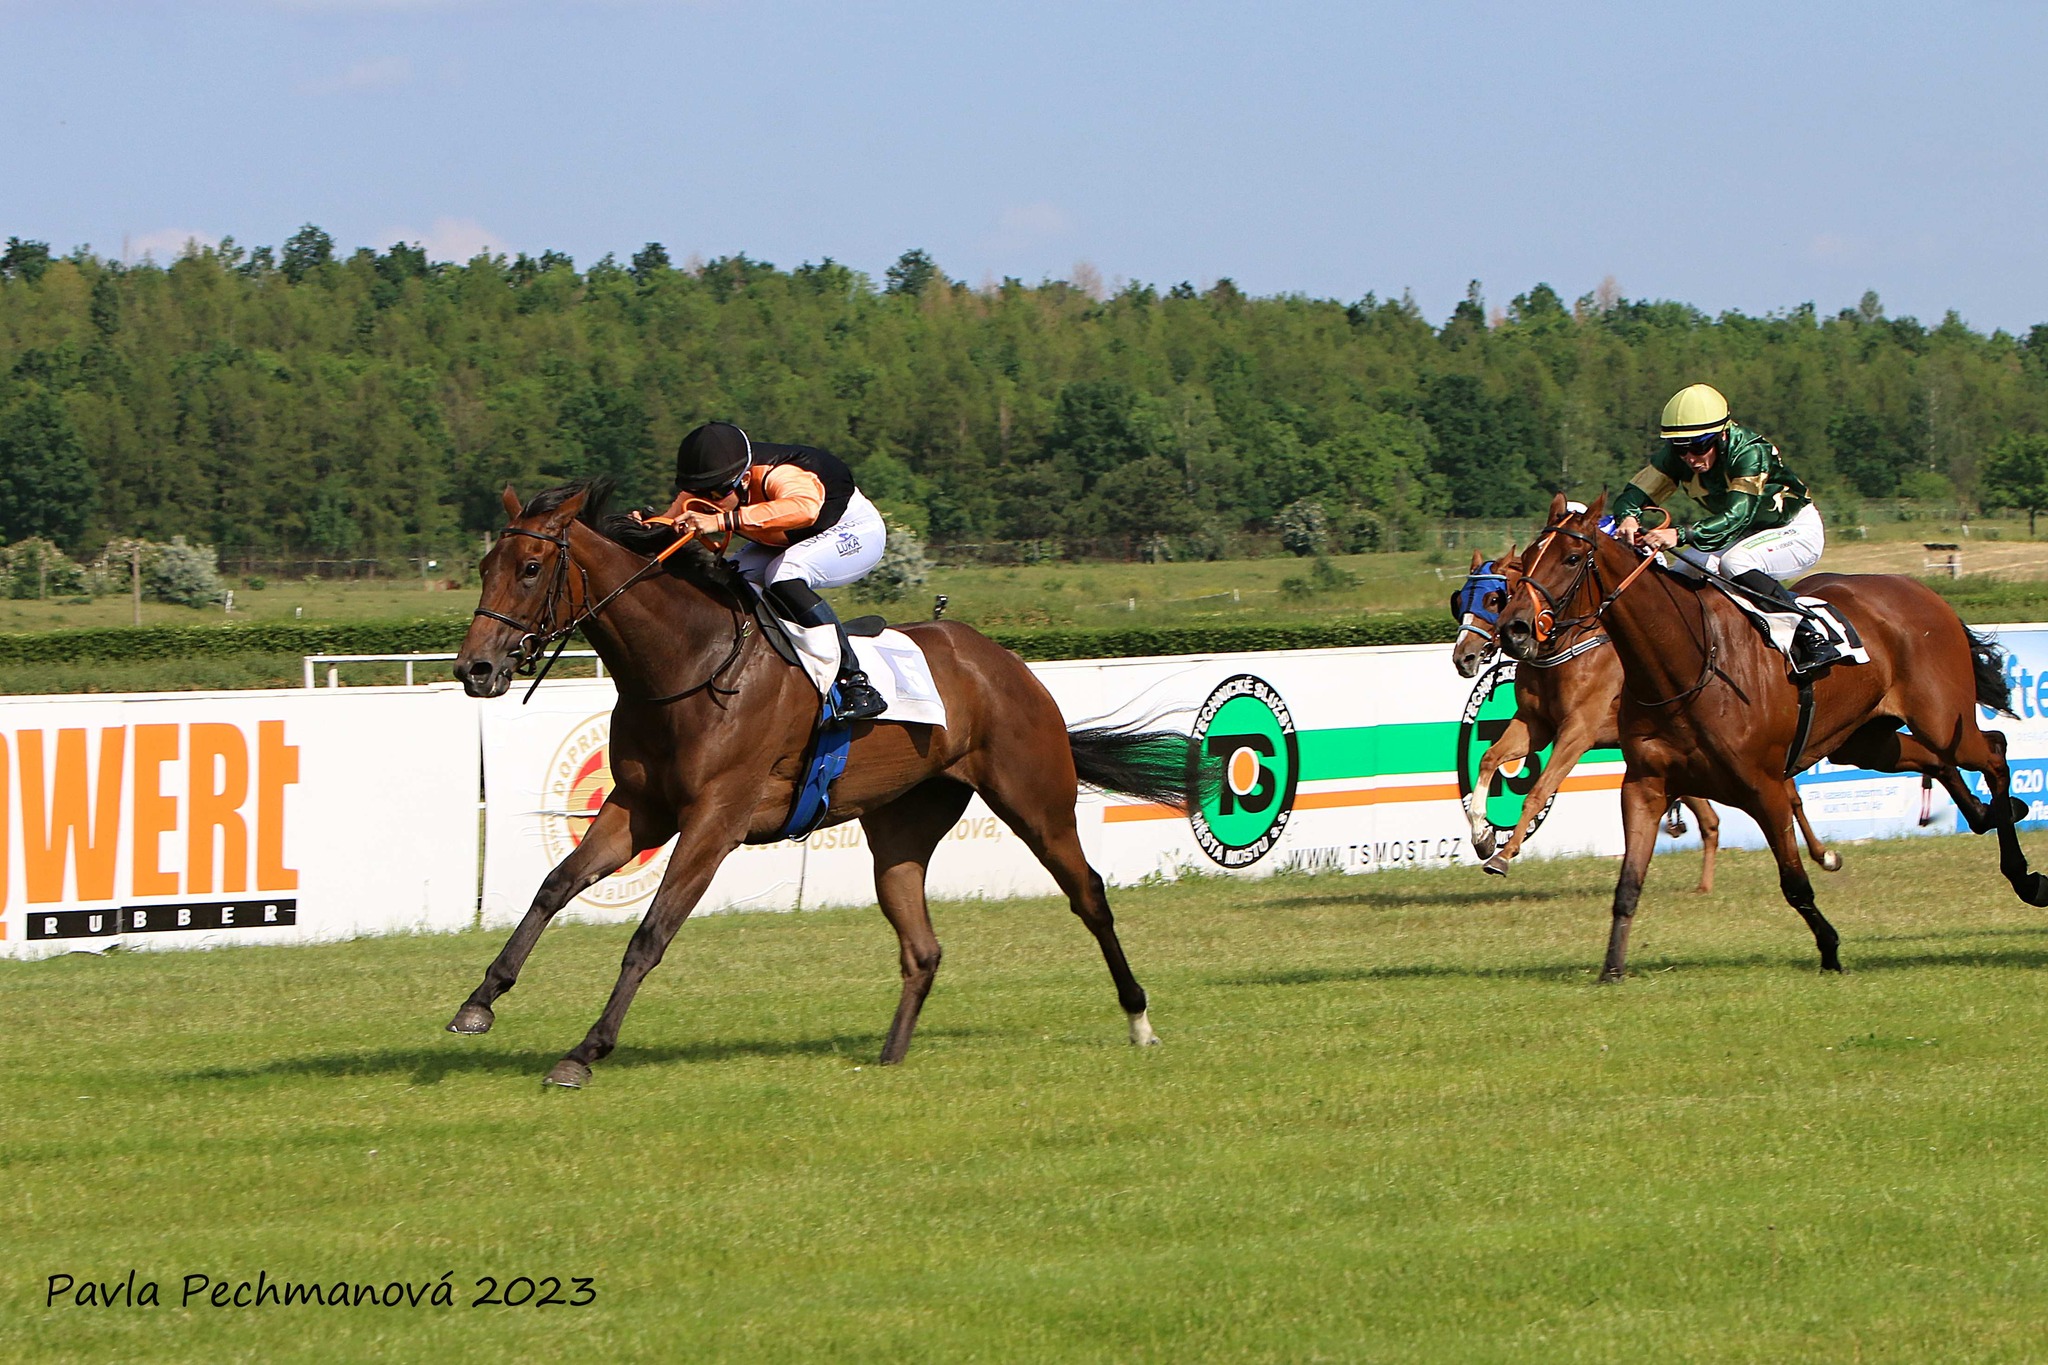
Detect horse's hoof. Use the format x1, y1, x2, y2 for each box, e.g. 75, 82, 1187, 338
1472, 831, 1497, 860
1127, 1010, 1161, 1047
1598, 968, 1626, 984
446, 1004, 494, 1035
1483, 853, 1510, 877
1819, 850, 1843, 872
2008, 796, 2032, 826
542, 1059, 592, 1089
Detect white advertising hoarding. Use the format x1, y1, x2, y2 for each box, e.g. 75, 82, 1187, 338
0, 687, 480, 960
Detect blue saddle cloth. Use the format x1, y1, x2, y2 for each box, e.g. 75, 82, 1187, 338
777, 686, 853, 841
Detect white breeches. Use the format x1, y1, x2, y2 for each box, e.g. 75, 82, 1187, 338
1716, 503, 1825, 580
730, 491, 886, 590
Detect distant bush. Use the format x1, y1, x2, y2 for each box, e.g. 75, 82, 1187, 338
1276, 499, 1329, 557
91, 536, 226, 608
854, 518, 933, 604
1279, 556, 1361, 600
0, 537, 90, 599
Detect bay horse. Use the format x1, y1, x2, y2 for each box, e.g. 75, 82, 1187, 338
1496, 493, 2044, 979
1451, 550, 1839, 892
449, 481, 1191, 1087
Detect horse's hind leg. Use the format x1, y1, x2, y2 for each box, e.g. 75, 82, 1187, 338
448, 797, 655, 1034
1790, 784, 1841, 872
972, 767, 1156, 1045
1952, 725, 2048, 906
1831, 720, 2001, 833
862, 780, 974, 1065
1684, 797, 1720, 894
1750, 782, 1841, 972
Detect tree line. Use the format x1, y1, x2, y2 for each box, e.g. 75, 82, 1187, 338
4, 228, 2048, 563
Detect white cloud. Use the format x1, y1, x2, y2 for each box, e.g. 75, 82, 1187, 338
379, 217, 514, 263
998, 202, 1071, 239
299, 55, 413, 96
978, 201, 1075, 263
127, 229, 218, 264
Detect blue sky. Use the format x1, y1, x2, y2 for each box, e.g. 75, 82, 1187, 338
5, 1, 2046, 331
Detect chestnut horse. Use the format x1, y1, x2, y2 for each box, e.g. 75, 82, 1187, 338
1497, 494, 2043, 979
449, 481, 1191, 1087
1451, 550, 1838, 891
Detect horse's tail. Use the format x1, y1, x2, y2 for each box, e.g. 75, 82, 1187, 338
1965, 624, 2016, 718
1068, 723, 1204, 811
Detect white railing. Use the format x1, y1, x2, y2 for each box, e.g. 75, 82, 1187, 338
302, 651, 606, 689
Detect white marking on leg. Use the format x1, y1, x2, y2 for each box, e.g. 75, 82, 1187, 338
1127, 1009, 1160, 1047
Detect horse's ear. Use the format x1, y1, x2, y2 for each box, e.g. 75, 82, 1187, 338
1468, 548, 1484, 572
1548, 491, 1570, 522
1587, 492, 1608, 518
541, 487, 590, 529
501, 486, 522, 519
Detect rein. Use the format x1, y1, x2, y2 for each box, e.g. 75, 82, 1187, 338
1513, 516, 1719, 706
476, 513, 751, 705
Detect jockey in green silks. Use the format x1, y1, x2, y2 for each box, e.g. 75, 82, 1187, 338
1611, 383, 1832, 674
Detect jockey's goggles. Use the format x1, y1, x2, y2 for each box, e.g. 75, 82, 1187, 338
1667, 431, 1720, 458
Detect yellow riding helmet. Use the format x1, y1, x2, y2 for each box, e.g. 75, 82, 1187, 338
1660, 383, 1731, 441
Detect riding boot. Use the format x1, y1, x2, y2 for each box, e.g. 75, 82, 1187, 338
1731, 569, 1832, 673
765, 580, 887, 721
830, 620, 888, 721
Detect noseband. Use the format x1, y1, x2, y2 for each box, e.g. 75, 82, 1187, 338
1451, 564, 1511, 655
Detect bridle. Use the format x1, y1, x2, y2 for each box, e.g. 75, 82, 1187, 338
472, 525, 588, 676
1510, 513, 1718, 705
474, 511, 750, 704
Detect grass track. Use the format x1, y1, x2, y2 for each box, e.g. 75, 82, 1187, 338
8, 834, 2048, 1362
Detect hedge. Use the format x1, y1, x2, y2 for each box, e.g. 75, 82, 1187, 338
0, 612, 1457, 668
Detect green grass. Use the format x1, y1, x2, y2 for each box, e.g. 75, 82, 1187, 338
8, 834, 2048, 1361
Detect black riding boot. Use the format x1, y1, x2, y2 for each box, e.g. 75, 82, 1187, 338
765, 580, 887, 721
1731, 569, 1831, 673
829, 621, 887, 721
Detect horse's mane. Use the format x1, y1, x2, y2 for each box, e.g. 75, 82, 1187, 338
521, 478, 751, 598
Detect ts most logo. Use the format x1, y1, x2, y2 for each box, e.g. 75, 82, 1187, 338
1188, 674, 1300, 868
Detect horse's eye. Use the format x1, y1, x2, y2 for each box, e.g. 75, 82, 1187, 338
1564, 553, 1581, 567
1484, 591, 1504, 611
522, 560, 541, 579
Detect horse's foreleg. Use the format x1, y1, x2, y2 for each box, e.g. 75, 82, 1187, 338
1789, 783, 1841, 872
864, 780, 974, 1065
1750, 782, 1840, 971
546, 809, 745, 1088
1684, 797, 1721, 894
1485, 714, 1579, 875
1470, 717, 1533, 860
1603, 774, 1667, 981
448, 798, 648, 1035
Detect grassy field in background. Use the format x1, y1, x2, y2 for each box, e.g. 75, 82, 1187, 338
7, 834, 2048, 1361
4, 524, 2048, 695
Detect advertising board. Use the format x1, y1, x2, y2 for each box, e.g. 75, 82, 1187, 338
0, 687, 481, 960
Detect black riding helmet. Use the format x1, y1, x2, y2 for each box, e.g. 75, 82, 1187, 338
674, 421, 752, 495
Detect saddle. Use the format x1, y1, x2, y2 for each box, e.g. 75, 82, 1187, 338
1708, 576, 1869, 675
741, 583, 948, 841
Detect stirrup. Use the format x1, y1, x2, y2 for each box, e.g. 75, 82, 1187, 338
833, 669, 886, 721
